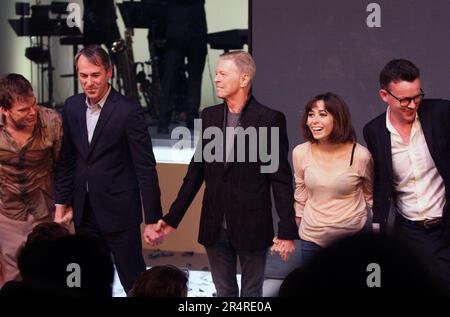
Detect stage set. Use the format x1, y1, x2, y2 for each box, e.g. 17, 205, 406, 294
1, 0, 450, 297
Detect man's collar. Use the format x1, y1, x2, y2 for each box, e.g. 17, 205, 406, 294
85, 85, 112, 109
385, 106, 419, 135
225, 95, 253, 114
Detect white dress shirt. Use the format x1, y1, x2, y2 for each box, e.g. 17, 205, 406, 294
85, 85, 111, 192
86, 85, 111, 144
386, 108, 445, 220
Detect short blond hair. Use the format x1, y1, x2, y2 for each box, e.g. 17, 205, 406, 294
219, 51, 256, 81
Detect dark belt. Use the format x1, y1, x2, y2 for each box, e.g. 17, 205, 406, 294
397, 214, 443, 230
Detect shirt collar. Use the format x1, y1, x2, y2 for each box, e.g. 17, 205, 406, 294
85, 85, 111, 109
385, 106, 419, 136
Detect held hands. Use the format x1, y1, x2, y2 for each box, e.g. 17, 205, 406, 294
54, 205, 73, 227
372, 222, 380, 233
143, 219, 175, 247
270, 237, 296, 262
157, 219, 175, 236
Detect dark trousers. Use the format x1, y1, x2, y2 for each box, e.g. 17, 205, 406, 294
158, 37, 207, 129
394, 214, 450, 294
75, 195, 146, 294
204, 228, 267, 297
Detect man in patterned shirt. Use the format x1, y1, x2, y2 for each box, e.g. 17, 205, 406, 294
0, 74, 64, 287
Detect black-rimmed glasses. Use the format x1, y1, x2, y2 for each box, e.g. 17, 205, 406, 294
385, 89, 425, 107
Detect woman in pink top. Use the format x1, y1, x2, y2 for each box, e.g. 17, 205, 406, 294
293, 92, 373, 266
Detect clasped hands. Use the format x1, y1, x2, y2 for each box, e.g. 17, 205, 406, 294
143, 219, 174, 246
54, 205, 73, 227
54, 205, 173, 247
143, 220, 296, 261
270, 237, 296, 262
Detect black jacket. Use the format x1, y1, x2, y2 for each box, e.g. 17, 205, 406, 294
163, 97, 299, 251
363, 99, 450, 238
56, 89, 162, 232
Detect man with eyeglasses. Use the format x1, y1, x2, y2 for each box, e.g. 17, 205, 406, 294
364, 59, 450, 293
0, 74, 63, 288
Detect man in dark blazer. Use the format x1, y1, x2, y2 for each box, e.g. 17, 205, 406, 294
55, 45, 162, 293
152, 51, 298, 297
363, 59, 450, 293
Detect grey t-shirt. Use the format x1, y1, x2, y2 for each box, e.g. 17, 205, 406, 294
225, 111, 241, 163
223, 111, 241, 228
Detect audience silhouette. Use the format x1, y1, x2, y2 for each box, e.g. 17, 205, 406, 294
279, 233, 446, 296
130, 264, 188, 297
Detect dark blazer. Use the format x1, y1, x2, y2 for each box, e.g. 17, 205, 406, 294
56, 89, 162, 232
163, 97, 299, 251
363, 99, 450, 236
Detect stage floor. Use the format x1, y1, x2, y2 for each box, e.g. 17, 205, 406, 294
113, 268, 233, 297
112, 245, 303, 297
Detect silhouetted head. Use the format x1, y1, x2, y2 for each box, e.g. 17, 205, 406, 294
18, 234, 114, 297
130, 265, 188, 297
279, 233, 446, 296
25, 222, 70, 246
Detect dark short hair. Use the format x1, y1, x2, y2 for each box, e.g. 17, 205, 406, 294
0, 73, 34, 110
18, 235, 114, 297
301, 92, 356, 144
379, 59, 420, 89
75, 45, 112, 71
130, 265, 188, 297
25, 222, 70, 247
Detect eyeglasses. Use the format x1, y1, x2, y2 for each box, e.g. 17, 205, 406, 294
385, 89, 425, 107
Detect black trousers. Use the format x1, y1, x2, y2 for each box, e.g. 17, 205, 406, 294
158, 36, 207, 129
394, 214, 450, 295
75, 195, 146, 294
204, 228, 268, 297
